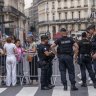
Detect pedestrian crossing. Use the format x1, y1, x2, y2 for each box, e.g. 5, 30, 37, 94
0, 85, 96, 96
52, 86, 70, 96
0, 88, 7, 94
88, 86, 96, 96
16, 87, 38, 96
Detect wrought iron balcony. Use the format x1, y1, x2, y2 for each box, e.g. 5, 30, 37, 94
70, 6, 74, 8
84, 5, 88, 7
1, 6, 25, 18
77, 5, 81, 8
38, 18, 89, 26
64, 7, 68, 9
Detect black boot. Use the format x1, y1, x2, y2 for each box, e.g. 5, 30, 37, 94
93, 83, 96, 88
71, 85, 78, 91
41, 86, 50, 90
48, 84, 55, 89
81, 83, 87, 87
64, 84, 67, 91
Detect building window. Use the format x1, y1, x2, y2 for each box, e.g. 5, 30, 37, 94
64, 0, 67, 8
78, 24, 81, 30
78, 11, 81, 19
46, 2, 49, 10
52, 26, 56, 34
52, 1, 55, 9
92, 0, 95, 7
58, 0, 61, 9
84, 0, 88, 5
53, 13, 55, 21
59, 13, 61, 20
65, 12, 67, 20
77, 0, 81, 7
47, 14, 49, 21
84, 10, 87, 18
72, 12, 74, 19
71, 0, 74, 7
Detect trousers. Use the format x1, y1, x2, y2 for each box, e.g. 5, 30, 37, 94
6, 55, 16, 86
79, 54, 96, 83
58, 54, 76, 85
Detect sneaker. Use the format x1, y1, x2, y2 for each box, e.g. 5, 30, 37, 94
77, 73, 81, 79
89, 80, 93, 85
88, 77, 91, 81
78, 80, 83, 84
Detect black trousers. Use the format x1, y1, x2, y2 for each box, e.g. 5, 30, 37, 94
29, 56, 38, 80
0, 55, 6, 76
58, 54, 76, 86
41, 61, 52, 88
93, 60, 96, 75
79, 54, 96, 83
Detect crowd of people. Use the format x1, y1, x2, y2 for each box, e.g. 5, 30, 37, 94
0, 24, 96, 91
0, 36, 38, 86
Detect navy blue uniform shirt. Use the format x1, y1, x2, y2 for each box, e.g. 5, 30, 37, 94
55, 36, 75, 54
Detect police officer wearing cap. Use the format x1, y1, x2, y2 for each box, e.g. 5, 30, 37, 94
77, 32, 96, 88
51, 28, 78, 91
37, 35, 55, 90
87, 25, 96, 76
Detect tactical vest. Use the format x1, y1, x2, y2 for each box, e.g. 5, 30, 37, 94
57, 37, 73, 54
79, 39, 91, 54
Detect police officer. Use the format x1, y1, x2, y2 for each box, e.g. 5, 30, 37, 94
51, 28, 78, 91
78, 32, 96, 88
87, 25, 96, 76
37, 35, 55, 90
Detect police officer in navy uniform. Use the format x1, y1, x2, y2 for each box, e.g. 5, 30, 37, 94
78, 32, 96, 88
87, 25, 96, 76
37, 35, 55, 90
51, 28, 78, 91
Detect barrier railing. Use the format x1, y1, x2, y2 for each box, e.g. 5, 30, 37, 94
0, 53, 60, 86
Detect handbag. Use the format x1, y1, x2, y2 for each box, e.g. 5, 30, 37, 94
27, 55, 33, 62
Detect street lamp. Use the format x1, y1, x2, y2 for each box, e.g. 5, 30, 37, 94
0, 0, 4, 37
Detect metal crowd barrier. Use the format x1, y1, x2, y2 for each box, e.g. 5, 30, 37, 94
0, 53, 60, 86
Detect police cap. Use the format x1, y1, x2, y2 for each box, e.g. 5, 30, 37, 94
41, 35, 49, 41
87, 25, 95, 32
60, 28, 67, 32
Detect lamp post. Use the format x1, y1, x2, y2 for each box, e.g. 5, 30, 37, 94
0, 0, 4, 38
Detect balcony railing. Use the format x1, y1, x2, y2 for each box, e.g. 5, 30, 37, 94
84, 5, 88, 7
38, 18, 89, 26
58, 7, 61, 9
70, 6, 74, 8
77, 5, 81, 8
2, 6, 25, 18
64, 7, 68, 9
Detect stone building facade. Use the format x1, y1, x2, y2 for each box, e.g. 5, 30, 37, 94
38, 0, 96, 39
0, 0, 26, 42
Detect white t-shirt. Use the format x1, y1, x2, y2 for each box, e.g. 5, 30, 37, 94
4, 43, 16, 56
